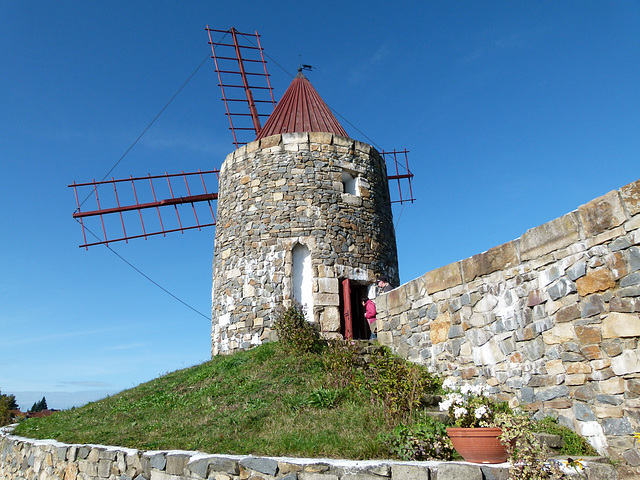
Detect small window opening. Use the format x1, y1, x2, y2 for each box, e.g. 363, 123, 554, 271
341, 171, 359, 196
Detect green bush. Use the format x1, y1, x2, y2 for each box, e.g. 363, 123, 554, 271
323, 340, 360, 388
363, 347, 440, 422
385, 417, 455, 460
324, 341, 440, 422
273, 305, 322, 354
534, 416, 597, 456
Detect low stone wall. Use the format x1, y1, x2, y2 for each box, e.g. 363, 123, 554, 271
376, 178, 640, 462
0, 428, 620, 480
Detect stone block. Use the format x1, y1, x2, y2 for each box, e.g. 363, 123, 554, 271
567, 260, 588, 281
573, 403, 596, 421
620, 178, 640, 216
596, 394, 623, 405
377, 331, 393, 346
581, 344, 602, 360
580, 294, 606, 317
594, 405, 623, 418
521, 212, 581, 261
629, 246, 640, 272
165, 454, 189, 475
565, 373, 586, 386
423, 262, 462, 294
598, 377, 624, 395
320, 307, 341, 332
602, 312, 640, 338
578, 190, 627, 237
621, 272, 640, 287
542, 323, 575, 345
239, 457, 278, 476
332, 135, 353, 147
555, 304, 580, 323
547, 278, 577, 300
148, 453, 166, 470
437, 463, 483, 480
317, 277, 339, 294
546, 359, 565, 375
282, 132, 309, 144
472, 338, 506, 365
566, 362, 591, 374
623, 448, 640, 466
309, 132, 333, 145
391, 464, 432, 480
574, 325, 602, 345
461, 240, 519, 282
576, 269, 616, 296
535, 385, 569, 402
602, 417, 634, 435
300, 473, 339, 480
430, 312, 451, 344
313, 293, 339, 307
611, 350, 640, 375
387, 286, 407, 310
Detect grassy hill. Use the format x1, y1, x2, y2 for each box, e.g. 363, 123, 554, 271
12, 332, 596, 461
13, 341, 415, 459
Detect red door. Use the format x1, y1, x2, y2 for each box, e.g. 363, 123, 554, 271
342, 278, 352, 340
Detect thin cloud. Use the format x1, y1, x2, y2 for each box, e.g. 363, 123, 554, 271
105, 342, 147, 351
348, 44, 391, 84
141, 130, 228, 156
58, 381, 112, 388
458, 28, 543, 65
0, 326, 130, 348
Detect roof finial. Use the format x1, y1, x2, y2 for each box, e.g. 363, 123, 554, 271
298, 55, 314, 73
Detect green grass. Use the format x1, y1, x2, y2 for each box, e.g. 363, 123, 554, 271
13, 342, 393, 459
12, 341, 598, 460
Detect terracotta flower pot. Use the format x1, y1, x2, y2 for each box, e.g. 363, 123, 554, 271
446, 427, 508, 464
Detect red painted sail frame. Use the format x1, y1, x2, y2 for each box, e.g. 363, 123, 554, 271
70, 170, 219, 249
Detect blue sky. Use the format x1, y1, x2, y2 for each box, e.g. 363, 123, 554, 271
1, 2, 638, 410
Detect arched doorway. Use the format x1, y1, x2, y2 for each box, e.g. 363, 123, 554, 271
292, 243, 313, 321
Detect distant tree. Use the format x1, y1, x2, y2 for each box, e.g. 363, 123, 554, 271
0, 388, 18, 426
30, 396, 48, 413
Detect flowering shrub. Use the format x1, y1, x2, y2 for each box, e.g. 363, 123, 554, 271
386, 418, 455, 461
438, 378, 510, 428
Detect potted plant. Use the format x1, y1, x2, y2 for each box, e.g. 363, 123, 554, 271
439, 378, 511, 463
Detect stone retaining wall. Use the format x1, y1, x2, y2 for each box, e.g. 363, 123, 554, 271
0, 428, 619, 480
375, 178, 640, 462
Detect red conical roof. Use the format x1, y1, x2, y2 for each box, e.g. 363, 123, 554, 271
256, 71, 348, 140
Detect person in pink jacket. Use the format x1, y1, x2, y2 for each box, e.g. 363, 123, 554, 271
362, 296, 377, 340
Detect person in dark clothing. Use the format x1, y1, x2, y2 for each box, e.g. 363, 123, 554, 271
377, 276, 393, 294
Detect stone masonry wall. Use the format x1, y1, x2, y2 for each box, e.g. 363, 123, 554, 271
1, 428, 620, 480
375, 178, 640, 463
211, 133, 399, 356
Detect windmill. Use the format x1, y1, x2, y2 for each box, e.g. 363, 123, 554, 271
69, 26, 415, 250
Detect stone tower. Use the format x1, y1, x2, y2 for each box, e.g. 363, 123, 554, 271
211, 72, 399, 355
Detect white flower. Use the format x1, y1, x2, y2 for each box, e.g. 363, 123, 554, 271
453, 406, 467, 419
439, 399, 452, 411
474, 406, 488, 419
442, 378, 457, 390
